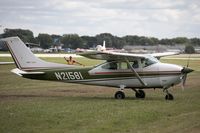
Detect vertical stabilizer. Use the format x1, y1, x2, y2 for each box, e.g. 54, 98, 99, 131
2, 37, 68, 70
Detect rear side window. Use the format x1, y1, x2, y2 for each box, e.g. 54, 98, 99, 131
101, 61, 129, 70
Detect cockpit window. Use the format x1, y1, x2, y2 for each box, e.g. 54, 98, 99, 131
100, 56, 158, 70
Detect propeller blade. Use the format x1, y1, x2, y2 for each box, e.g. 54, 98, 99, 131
181, 67, 193, 91
181, 82, 185, 91
181, 54, 193, 91
183, 74, 187, 86
181, 74, 187, 91
186, 54, 191, 67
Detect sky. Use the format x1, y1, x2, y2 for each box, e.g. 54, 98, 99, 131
0, 0, 200, 38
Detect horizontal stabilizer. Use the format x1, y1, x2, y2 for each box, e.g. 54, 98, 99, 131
11, 68, 45, 76
0, 62, 14, 65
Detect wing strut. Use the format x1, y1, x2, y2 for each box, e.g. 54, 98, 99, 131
125, 58, 147, 87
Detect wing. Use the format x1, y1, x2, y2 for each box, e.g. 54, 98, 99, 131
150, 52, 179, 59
79, 51, 146, 61
79, 51, 179, 60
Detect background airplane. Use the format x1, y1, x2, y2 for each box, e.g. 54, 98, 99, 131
1, 37, 193, 100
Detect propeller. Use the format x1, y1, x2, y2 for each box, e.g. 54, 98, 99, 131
181, 54, 193, 90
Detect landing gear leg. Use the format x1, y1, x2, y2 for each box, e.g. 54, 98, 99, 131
114, 86, 125, 99
132, 89, 145, 99
163, 89, 174, 100
114, 91, 125, 99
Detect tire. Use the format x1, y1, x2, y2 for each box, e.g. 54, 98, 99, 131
115, 91, 125, 99
165, 93, 174, 100
135, 90, 145, 98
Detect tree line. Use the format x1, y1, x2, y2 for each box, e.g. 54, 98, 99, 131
1, 28, 200, 50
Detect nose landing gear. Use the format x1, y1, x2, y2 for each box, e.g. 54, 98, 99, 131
164, 89, 174, 100
165, 93, 174, 100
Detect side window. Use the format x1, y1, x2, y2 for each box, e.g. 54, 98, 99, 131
101, 62, 118, 70
101, 61, 129, 70
118, 62, 129, 69
132, 60, 139, 68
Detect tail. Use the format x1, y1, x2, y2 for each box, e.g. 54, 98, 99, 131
2, 37, 68, 70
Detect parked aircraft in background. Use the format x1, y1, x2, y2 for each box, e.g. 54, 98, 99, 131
1, 37, 193, 100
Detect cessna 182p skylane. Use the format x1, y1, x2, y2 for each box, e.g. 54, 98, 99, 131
2, 37, 193, 100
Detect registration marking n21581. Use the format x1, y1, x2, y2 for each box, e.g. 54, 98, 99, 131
55, 72, 83, 80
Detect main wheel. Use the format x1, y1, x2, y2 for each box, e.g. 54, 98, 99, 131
135, 90, 145, 98
114, 91, 125, 99
165, 93, 174, 100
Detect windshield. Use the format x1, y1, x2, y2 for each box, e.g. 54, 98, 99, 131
141, 56, 159, 68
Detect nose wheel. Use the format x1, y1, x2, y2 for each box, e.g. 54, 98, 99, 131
165, 93, 174, 100
164, 89, 174, 100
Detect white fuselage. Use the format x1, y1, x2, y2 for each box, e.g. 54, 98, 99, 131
63, 62, 183, 89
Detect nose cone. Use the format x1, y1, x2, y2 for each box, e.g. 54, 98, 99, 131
181, 67, 194, 74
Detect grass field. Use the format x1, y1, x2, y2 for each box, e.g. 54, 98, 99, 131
0, 56, 200, 133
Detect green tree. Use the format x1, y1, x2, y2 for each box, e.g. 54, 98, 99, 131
51, 34, 62, 45
159, 39, 173, 45
37, 34, 53, 49
2, 28, 35, 43
81, 36, 97, 48
123, 35, 139, 46
61, 34, 83, 49
172, 37, 189, 44
185, 45, 195, 54
96, 33, 114, 47
190, 38, 200, 46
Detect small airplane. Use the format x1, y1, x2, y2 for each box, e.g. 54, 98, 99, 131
1, 37, 193, 100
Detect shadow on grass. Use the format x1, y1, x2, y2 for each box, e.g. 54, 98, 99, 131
0, 94, 164, 101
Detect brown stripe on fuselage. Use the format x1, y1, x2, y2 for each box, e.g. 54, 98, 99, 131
94, 71, 181, 76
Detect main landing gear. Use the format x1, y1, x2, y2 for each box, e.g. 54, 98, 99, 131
133, 89, 145, 99
114, 89, 146, 99
114, 88, 174, 100
114, 91, 125, 99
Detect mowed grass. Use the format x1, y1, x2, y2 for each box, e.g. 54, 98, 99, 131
0, 56, 200, 133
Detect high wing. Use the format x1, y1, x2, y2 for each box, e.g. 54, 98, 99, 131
79, 51, 179, 60
150, 52, 179, 59
79, 51, 146, 61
